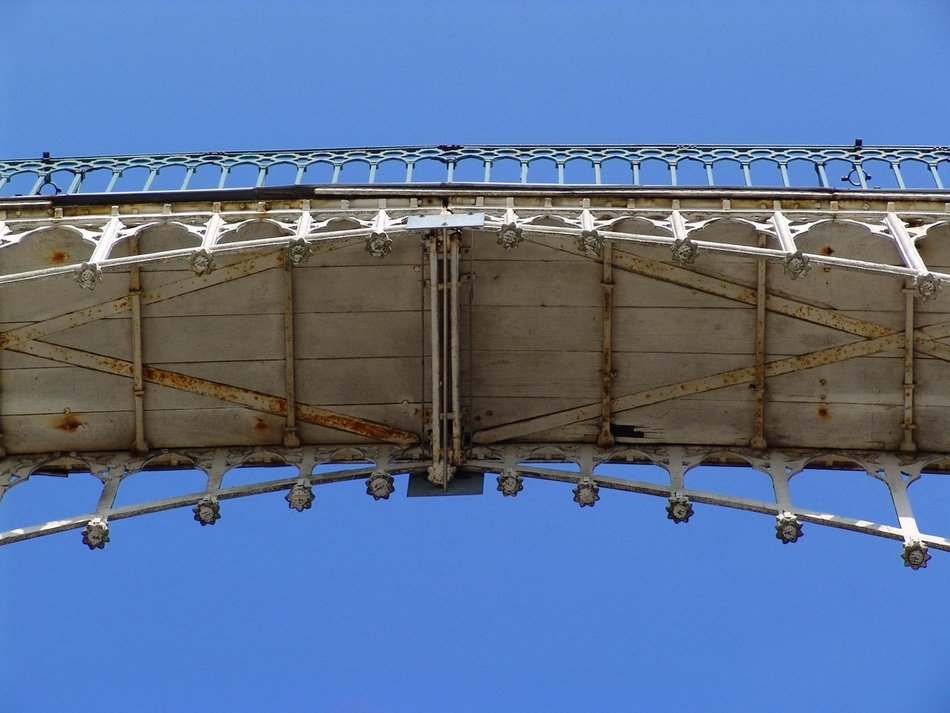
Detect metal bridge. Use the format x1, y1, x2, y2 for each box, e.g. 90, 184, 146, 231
1, 143, 949, 569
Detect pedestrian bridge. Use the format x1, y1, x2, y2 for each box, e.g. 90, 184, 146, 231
1, 143, 949, 569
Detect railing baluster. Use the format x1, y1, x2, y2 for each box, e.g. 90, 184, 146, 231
892, 162, 906, 190
930, 164, 944, 190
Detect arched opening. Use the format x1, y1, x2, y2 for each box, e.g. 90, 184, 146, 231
896, 159, 936, 189
600, 158, 633, 185
113, 467, 208, 507
685, 454, 774, 503
301, 161, 334, 184
594, 460, 669, 487
146, 164, 188, 192
789, 464, 897, 526
181, 163, 224, 191
747, 159, 784, 187
527, 158, 557, 184
223, 464, 299, 488
0, 471, 103, 531
411, 158, 447, 183
785, 158, 823, 188
673, 158, 708, 187
262, 161, 299, 186
563, 158, 594, 184
73, 167, 116, 193
373, 159, 408, 184
0, 170, 40, 196
336, 160, 370, 184
112, 166, 152, 192
638, 158, 670, 186
488, 158, 521, 183
451, 158, 484, 183
909, 459, 950, 536
223, 162, 262, 189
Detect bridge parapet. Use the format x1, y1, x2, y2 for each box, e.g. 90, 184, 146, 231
1, 144, 948, 196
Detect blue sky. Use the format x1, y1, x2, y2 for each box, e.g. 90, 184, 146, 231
2, 2, 950, 711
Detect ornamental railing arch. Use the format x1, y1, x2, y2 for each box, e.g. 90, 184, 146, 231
1, 144, 948, 196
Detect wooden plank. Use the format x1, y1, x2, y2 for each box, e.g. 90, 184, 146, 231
295, 357, 422, 405
611, 352, 754, 394
294, 311, 421, 359
470, 306, 601, 352
764, 401, 902, 451
36, 318, 133, 362
292, 264, 423, 312
2, 411, 135, 453
1, 366, 134, 414
141, 314, 284, 362
469, 260, 602, 307
0, 272, 131, 322
141, 266, 283, 317
469, 351, 601, 399
764, 356, 905, 406
913, 406, 950, 452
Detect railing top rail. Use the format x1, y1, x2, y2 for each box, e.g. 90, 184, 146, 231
1, 144, 947, 196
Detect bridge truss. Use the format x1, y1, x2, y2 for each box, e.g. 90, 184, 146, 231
1, 144, 949, 569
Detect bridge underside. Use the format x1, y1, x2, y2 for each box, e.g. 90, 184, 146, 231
2, 185, 950, 560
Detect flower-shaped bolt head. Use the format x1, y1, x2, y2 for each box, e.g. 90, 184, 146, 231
75, 262, 103, 290
365, 232, 392, 258
671, 237, 699, 265
498, 224, 524, 250
915, 274, 941, 301
577, 231, 604, 258
901, 541, 931, 570
666, 493, 693, 524
287, 238, 312, 266
82, 519, 110, 550
496, 469, 524, 497
286, 482, 314, 512
366, 471, 395, 500
190, 250, 215, 276
783, 251, 811, 279
573, 477, 600, 507
193, 498, 221, 526
775, 512, 803, 543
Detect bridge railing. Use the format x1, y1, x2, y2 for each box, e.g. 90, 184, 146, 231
1, 144, 948, 197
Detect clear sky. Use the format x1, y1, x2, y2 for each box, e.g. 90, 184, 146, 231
2, 2, 950, 711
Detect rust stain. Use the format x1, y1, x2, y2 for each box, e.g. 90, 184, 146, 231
818, 405, 831, 421
50, 250, 69, 264
819, 245, 834, 256
55, 412, 85, 432
141, 365, 418, 445
254, 417, 269, 431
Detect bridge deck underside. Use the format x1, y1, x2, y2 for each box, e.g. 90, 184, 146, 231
3, 200, 950, 455
2, 186, 950, 554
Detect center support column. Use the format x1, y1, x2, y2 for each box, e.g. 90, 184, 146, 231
427, 229, 463, 487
